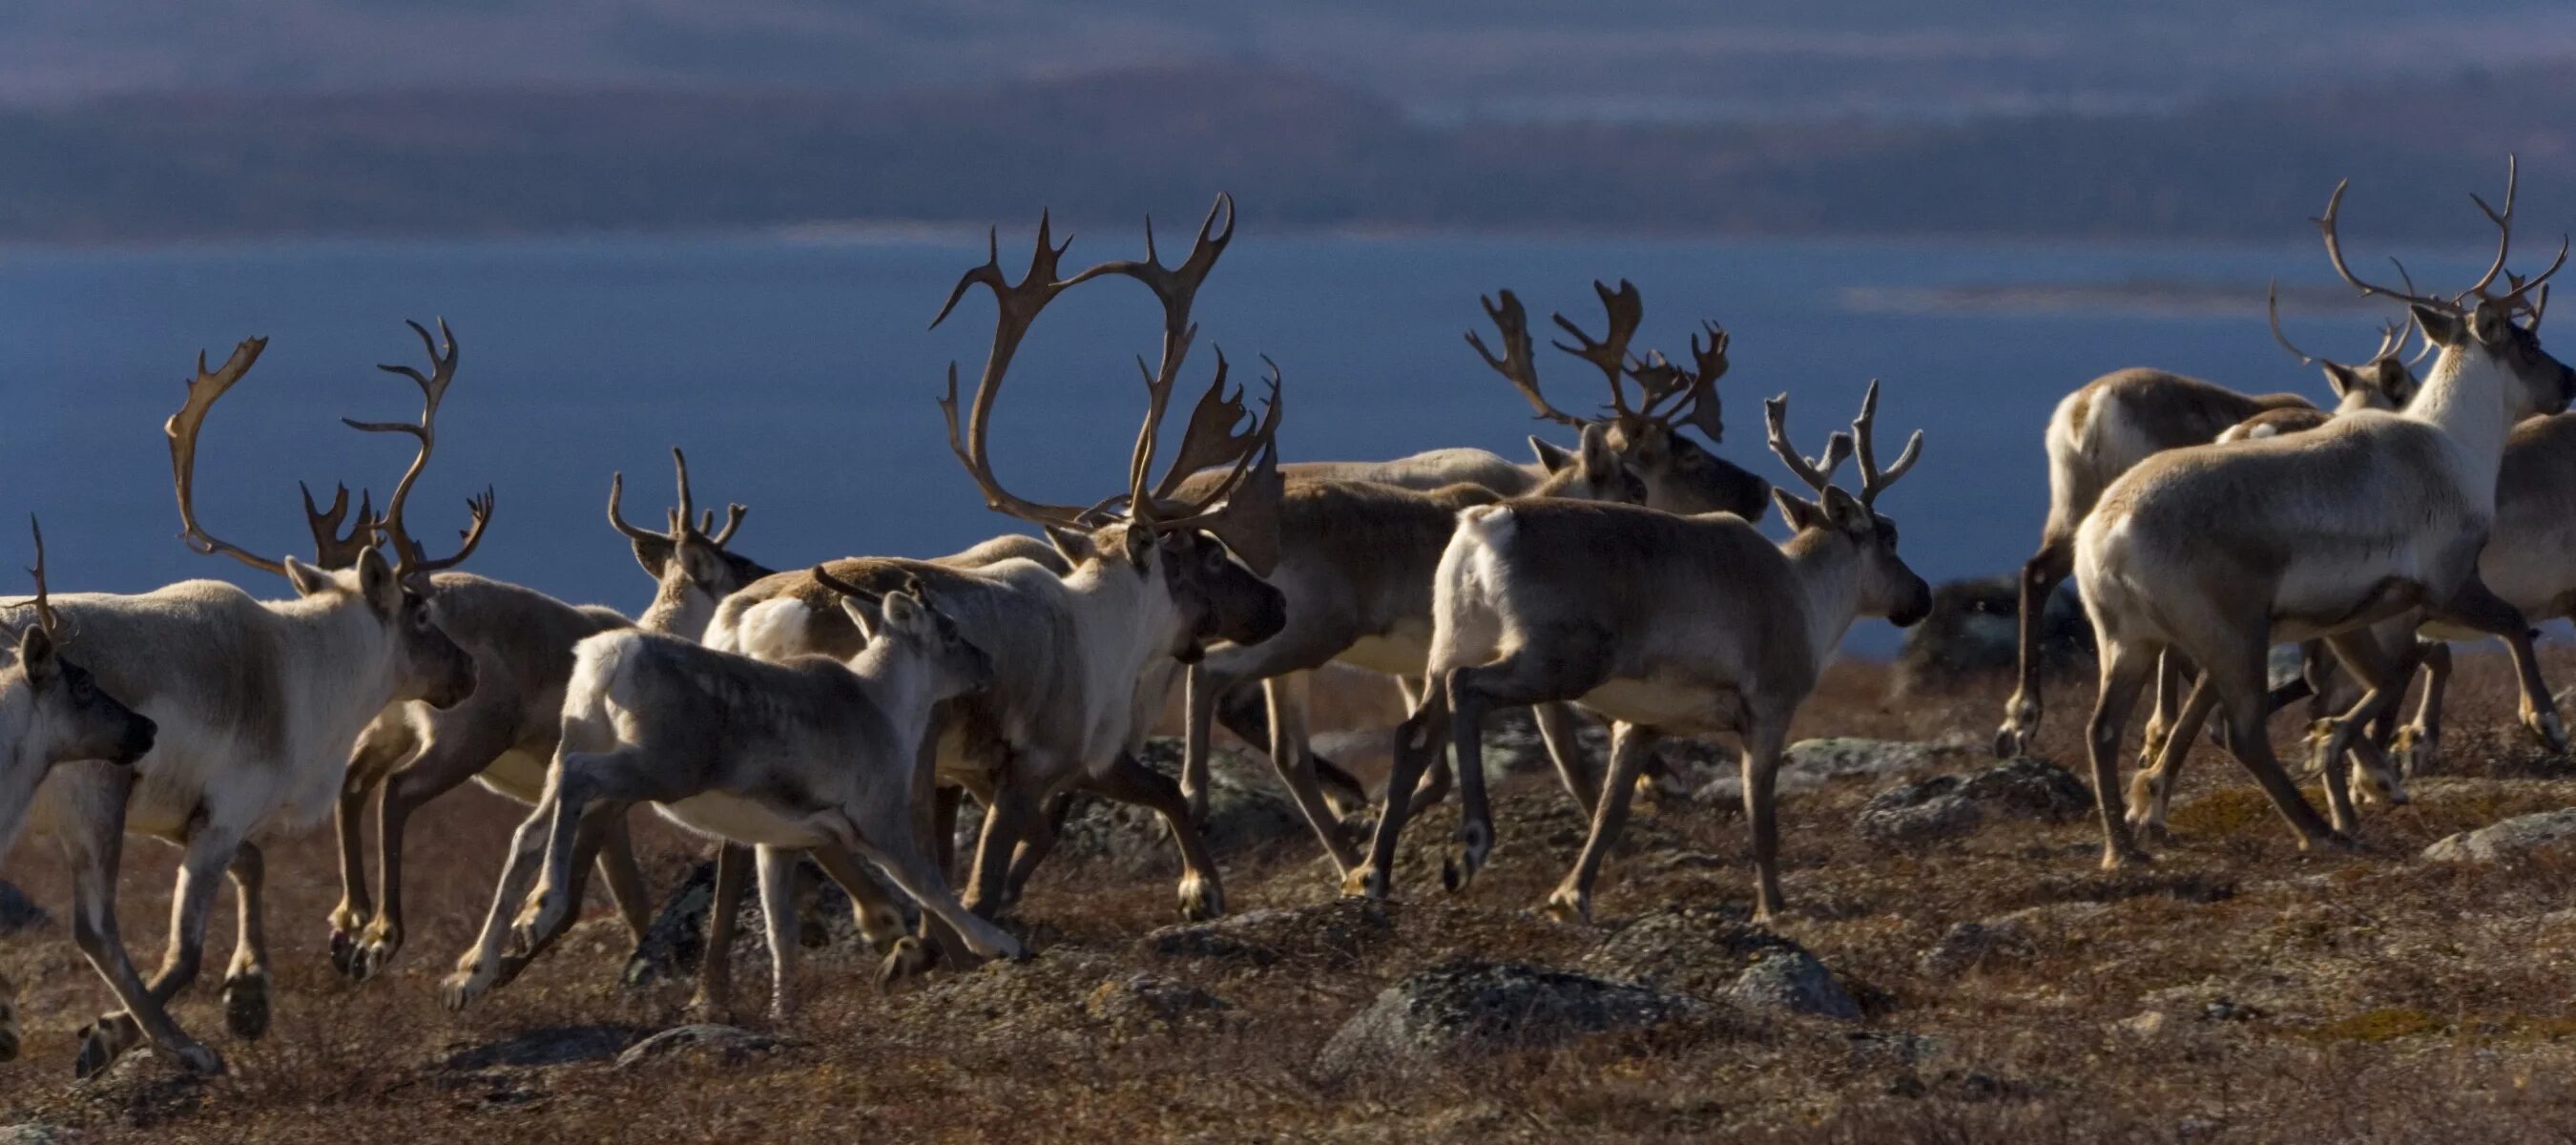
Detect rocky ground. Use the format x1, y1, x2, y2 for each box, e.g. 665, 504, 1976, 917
10, 655, 2576, 1142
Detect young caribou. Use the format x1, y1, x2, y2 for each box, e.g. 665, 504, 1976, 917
326, 446, 775, 982
1993, 299, 2418, 760
10, 336, 481, 1077
449, 570, 1013, 1019
2077, 161, 2572, 867
0, 521, 159, 1065
1355, 383, 1931, 921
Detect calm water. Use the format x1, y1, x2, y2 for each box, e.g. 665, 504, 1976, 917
0, 229, 2469, 656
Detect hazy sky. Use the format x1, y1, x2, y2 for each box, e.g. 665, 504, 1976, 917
10, 1, 2573, 121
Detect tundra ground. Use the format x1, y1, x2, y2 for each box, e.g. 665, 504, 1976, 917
8, 654, 2576, 1143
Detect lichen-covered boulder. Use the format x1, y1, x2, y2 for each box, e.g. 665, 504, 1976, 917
1318, 962, 1699, 1075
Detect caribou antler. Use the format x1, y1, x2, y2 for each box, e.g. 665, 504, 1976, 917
300, 482, 380, 570
1060, 195, 1247, 520
1762, 393, 1853, 497
344, 320, 489, 588
933, 213, 1096, 530
608, 448, 749, 553
2267, 281, 2408, 371
1468, 290, 1587, 428
1631, 320, 1733, 444
17, 516, 60, 641
166, 337, 290, 576
2318, 156, 2566, 316
1848, 380, 1922, 510
1550, 280, 1646, 421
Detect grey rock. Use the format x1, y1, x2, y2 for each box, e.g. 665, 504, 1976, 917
1040, 739, 1305, 871
2424, 808, 2576, 864
1139, 898, 1397, 969
1919, 920, 2026, 977
1856, 758, 2089, 844
0, 882, 47, 934
1582, 906, 1859, 1021
1319, 962, 1698, 1075
614, 1024, 790, 1069
1893, 576, 2089, 697
0, 1124, 65, 1145
1695, 737, 1952, 805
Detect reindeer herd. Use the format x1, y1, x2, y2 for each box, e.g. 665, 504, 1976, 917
0, 162, 2569, 1083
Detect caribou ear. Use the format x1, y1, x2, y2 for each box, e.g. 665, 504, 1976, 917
880, 590, 930, 638
2472, 300, 2516, 347
629, 536, 674, 579
1577, 423, 1621, 486
1820, 486, 1871, 529
1043, 527, 1094, 566
2415, 303, 2467, 348
1529, 436, 1576, 473
1772, 489, 1826, 531
353, 549, 403, 613
839, 593, 885, 642
17, 625, 57, 687
1121, 524, 1156, 570
2372, 360, 2412, 406
285, 554, 337, 599
2318, 362, 2358, 400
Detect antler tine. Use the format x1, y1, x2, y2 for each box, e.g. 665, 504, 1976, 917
2533, 283, 2552, 331
2265, 281, 2321, 367
2315, 180, 2454, 311
19, 515, 60, 640
1146, 358, 1286, 574
2459, 154, 2520, 302
1057, 195, 1236, 518
1761, 393, 1851, 496
1467, 289, 1587, 429
2500, 237, 2571, 308
1549, 280, 1646, 419
300, 481, 380, 570
1850, 379, 1922, 509
392, 489, 494, 576
1672, 320, 1732, 443
708, 504, 747, 547
934, 212, 1099, 531
346, 319, 483, 586
606, 470, 666, 544
808, 563, 884, 607
1145, 351, 1285, 521
166, 337, 289, 576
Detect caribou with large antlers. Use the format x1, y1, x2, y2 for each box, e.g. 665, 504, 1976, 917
447, 196, 1287, 999
2077, 159, 2572, 868
0, 520, 158, 1065
5, 335, 481, 1077
1351, 382, 1930, 920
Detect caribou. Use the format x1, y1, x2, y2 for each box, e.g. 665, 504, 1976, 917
6, 335, 482, 1077
444, 570, 1014, 1019
0, 521, 159, 1065
2076, 161, 2571, 867
326, 444, 774, 982
1353, 383, 1929, 921
1993, 292, 2420, 761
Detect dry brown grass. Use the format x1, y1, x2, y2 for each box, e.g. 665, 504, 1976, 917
11, 651, 2576, 1142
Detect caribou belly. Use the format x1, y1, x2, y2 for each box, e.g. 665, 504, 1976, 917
1339, 621, 1434, 677
654, 792, 835, 848
471, 748, 552, 806
1579, 675, 1736, 734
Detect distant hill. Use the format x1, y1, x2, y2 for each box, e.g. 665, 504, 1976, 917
5, 61, 2575, 245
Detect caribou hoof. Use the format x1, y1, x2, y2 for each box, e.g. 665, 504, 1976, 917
2100, 843, 2151, 871
1992, 723, 2030, 761
439, 965, 495, 1013
221, 969, 270, 1040
347, 920, 405, 982
1340, 864, 1388, 901
1177, 872, 1224, 922
1541, 886, 1592, 926
2527, 710, 2566, 754
875, 937, 937, 993
1442, 822, 1492, 894
856, 906, 909, 953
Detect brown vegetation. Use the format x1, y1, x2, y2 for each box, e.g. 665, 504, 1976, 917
10, 651, 2576, 1141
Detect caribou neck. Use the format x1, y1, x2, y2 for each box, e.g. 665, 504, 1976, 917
2405, 348, 2517, 511
265, 590, 408, 754
1779, 529, 1865, 670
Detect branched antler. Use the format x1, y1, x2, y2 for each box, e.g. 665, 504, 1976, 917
1550, 280, 1646, 421
932, 212, 1096, 530
166, 337, 289, 576
1848, 380, 1922, 510
16, 516, 60, 641
1468, 290, 1587, 428
347, 319, 490, 587
1762, 394, 1852, 497
608, 448, 749, 555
